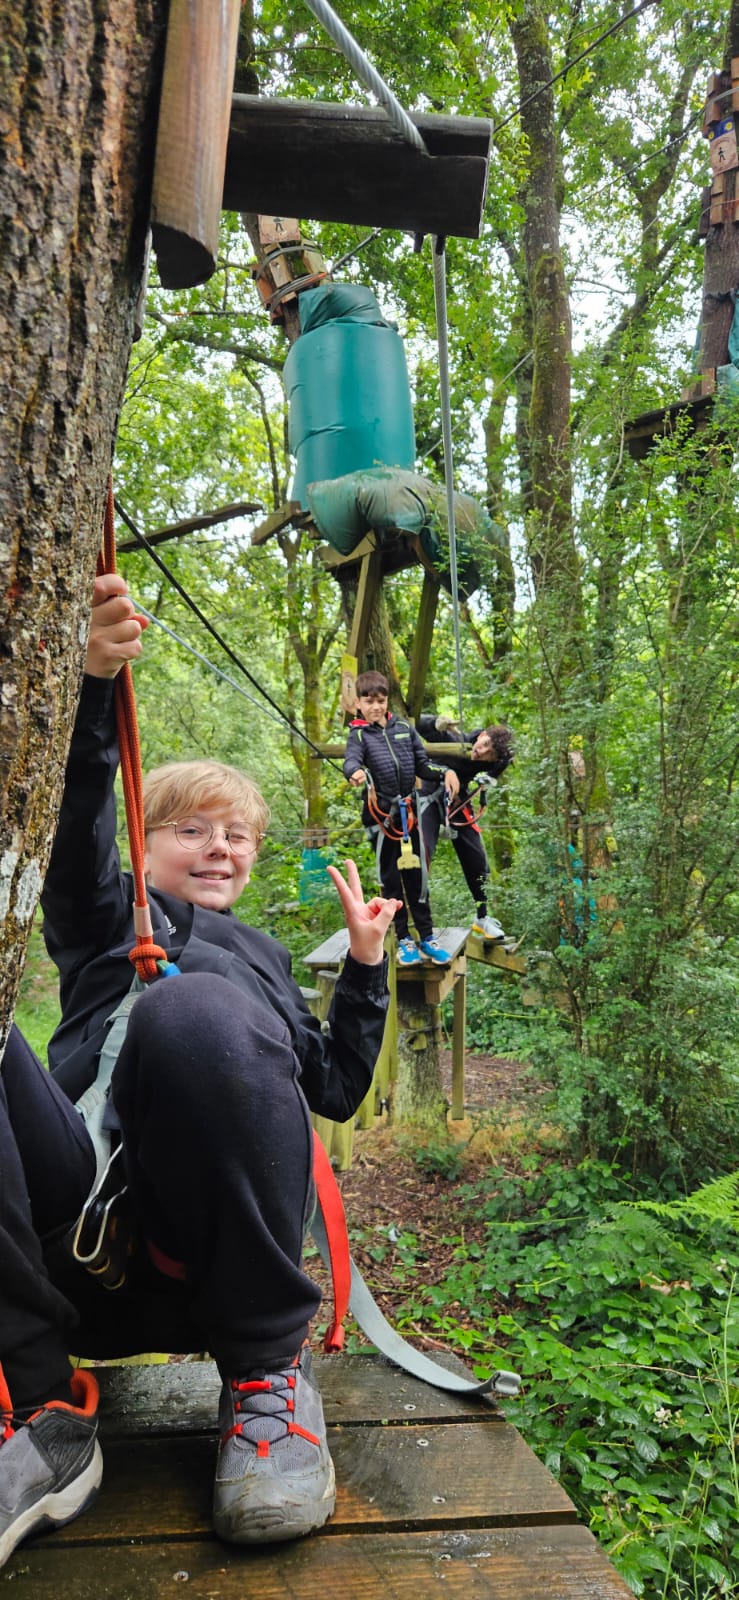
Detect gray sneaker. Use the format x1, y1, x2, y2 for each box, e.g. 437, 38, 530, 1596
213, 1345, 335, 1544
0, 1369, 102, 1570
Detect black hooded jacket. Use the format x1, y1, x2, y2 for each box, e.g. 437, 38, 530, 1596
343, 713, 445, 815
41, 677, 389, 1124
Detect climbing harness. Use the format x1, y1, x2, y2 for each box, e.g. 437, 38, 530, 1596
365, 777, 430, 902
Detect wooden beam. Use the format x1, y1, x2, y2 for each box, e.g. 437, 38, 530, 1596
318, 532, 379, 569
623, 392, 716, 460
117, 501, 262, 554
250, 501, 308, 546
466, 933, 528, 976
347, 548, 383, 666
406, 570, 440, 720
317, 531, 419, 581
224, 97, 491, 239
311, 742, 474, 758
151, 0, 242, 289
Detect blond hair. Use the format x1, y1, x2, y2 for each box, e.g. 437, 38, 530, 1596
143, 760, 270, 842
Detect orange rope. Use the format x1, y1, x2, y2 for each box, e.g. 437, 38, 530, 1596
100, 481, 165, 982
365, 779, 417, 841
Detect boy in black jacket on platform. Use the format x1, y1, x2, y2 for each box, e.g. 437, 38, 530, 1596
0, 576, 399, 1570
416, 713, 514, 940
343, 670, 459, 967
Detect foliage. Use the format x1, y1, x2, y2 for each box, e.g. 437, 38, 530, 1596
351, 1155, 739, 1599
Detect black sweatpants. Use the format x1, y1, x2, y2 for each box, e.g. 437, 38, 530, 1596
0, 974, 318, 1407
421, 797, 490, 913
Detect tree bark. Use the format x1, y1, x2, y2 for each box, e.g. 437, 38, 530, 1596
699, 8, 739, 368
0, 0, 166, 1052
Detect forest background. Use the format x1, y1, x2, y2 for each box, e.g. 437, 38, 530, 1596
8, 0, 739, 1594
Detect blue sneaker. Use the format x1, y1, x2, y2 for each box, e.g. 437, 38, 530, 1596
397, 937, 422, 966
419, 937, 451, 965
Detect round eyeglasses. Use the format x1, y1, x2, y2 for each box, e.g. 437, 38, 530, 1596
159, 819, 262, 857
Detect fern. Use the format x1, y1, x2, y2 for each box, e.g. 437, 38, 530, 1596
623, 1169, 739, 1231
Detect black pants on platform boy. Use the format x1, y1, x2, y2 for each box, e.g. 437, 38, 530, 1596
421, 798, 489, 911
0, 973, 318, 1408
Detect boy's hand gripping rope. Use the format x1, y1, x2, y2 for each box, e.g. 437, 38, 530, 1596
100, 482, 172, 983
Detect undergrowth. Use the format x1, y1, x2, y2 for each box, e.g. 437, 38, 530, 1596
348, 1152, 739, 1600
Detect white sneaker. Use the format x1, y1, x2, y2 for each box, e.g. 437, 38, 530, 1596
472, 915, 506, 942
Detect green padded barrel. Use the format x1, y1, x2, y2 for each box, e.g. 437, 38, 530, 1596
285, 319, 415, 509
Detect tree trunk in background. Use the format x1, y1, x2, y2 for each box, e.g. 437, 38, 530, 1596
0, 0, 165, 1052
699, 6, 739, 368
509, 1, 580, 674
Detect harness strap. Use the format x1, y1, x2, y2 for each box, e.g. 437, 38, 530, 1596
310, 1145, 520, 1398
75, 979, 146, 1185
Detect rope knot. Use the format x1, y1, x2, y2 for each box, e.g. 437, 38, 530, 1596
128, 941, 167, 982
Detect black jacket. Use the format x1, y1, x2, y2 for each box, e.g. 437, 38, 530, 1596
416, 715, 510, 804
41, 677, 389, 1124
343, 713, 444, 812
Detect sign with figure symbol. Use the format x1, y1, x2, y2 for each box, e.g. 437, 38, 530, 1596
709, 118, 739, 175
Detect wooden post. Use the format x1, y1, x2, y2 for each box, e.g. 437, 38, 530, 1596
406, 571, 440, 721
151, 0, 242, 289
393, 982, 447, 1129
450, 966, 467, 1121
346, 547, 384, 668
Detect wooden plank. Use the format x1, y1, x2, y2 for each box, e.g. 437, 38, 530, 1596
48, 1422, 575, 1545
465, 933, 527, 975
418, 953, 466, 1007
313, 741, 473, 758
96, 1355, 499, 1434
302, 928, 350, 971
2, 1525, 635, 1599
224, 97, 491, 239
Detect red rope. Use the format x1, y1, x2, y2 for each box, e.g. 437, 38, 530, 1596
99, 481, 165, 982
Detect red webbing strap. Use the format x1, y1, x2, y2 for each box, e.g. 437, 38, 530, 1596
312, 1131, 351, 1352
99, 481, 165, 982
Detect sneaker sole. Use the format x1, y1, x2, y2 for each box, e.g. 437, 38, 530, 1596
214, 1456, 336, 1545
0, 1440, 103, 1569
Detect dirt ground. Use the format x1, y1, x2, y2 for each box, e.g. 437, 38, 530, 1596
310, 1048, 550, 1343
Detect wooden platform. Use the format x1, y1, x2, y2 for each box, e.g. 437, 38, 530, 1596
0, 1355, 632, 1597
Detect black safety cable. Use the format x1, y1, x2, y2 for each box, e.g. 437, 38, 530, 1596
113, 498, 345, 776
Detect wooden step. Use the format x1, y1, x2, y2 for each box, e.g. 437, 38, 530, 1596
2, 1355, 633, 1598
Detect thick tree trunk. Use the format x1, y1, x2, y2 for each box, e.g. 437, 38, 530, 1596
699, 8, 739, 368
0, 0, 165, 1051
509, 3, 578, 633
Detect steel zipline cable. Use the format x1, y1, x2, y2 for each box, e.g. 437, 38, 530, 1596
113, 498, 346, 776
492, 0, 662, 138
302, 0, 467, 734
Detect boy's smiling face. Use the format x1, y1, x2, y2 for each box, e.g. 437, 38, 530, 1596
357, 691, 388, 726
144, 809, 258, 911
